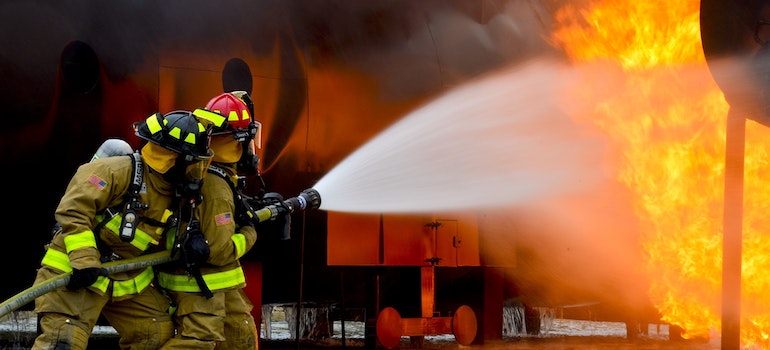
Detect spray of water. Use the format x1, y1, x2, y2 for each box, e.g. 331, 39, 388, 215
313, 57, 610, 213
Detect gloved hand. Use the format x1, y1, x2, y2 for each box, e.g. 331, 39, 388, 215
183, 228, 210, 267
277, 211, 291, 241
67, 267, 108, 290
235, 207, 255, 228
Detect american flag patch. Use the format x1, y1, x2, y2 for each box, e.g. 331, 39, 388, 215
215, 212, 233, 226
88, 175, 107, 190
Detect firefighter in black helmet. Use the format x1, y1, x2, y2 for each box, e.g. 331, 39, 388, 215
31, 110, 223, 350
156, 93, 261, 350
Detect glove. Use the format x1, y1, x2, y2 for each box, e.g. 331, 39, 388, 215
278, 212, 291, 240
183, 229, 210, 266
67, 267, 108, 290
234, 205, 255, 228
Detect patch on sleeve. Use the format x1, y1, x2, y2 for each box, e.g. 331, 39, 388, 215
215, 212, 233, 226
88, 175, 107, 190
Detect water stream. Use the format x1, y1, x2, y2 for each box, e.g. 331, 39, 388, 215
313, 57, 609, 214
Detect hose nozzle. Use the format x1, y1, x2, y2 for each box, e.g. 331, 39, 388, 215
284, 188, 322, 212
252, 188, 322, 223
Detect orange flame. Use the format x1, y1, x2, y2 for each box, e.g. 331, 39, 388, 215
552, 0, 770, 347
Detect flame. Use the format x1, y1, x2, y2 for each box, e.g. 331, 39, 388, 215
551, 0, 770, 347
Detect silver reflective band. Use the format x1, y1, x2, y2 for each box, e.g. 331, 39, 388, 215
296, 196, 307, 210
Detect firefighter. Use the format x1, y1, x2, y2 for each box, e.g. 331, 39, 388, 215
31, 110, 222, 350
156, 92, 261, 350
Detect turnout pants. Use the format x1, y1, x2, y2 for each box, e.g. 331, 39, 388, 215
219, 288, 258, 350
32, 266, 173, 350
160, 290, 226, 350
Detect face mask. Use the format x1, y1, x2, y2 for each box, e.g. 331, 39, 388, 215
185, 157, 212, 185
237, 139, 260, 176
168, 156, 212, 200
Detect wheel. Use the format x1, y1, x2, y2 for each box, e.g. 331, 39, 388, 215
376, 307, 402, 349
452, 305, 477, 346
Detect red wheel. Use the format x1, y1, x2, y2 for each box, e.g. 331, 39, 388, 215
376, 307, 402, 349
452, 305, 477, 346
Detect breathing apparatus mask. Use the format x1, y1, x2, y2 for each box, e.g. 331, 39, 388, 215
237, 136, 260, 175
180, 155, 213, 198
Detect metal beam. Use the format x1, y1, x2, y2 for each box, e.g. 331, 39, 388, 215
721, 108, 745, 350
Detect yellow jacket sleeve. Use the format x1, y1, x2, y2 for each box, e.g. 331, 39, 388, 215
197, 166, 256, 267
54, 158, 131, 269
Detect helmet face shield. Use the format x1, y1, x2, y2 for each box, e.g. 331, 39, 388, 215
250, 121, 262, 150
185, 157, 213, 185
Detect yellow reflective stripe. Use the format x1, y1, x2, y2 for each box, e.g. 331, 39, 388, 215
92, 275, 109, 293
203, 266, 246, 290
232, 233, 246, 259
40, 250, 108, 293
113, 267, 154, 297
203, 266, 245, 290
63, 231, 98, 252
224, 109, 250, 123
146, 113, 163, 135
193, 108, 227, 128
158, 209, 173, 234
101, 214, 159, 250
157, 266, 245, 292
168, 126, 182, 141
41, 249, 72, 272
40, 249, 151, 296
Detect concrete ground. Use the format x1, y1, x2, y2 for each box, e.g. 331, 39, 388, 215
0, 310, 718, 350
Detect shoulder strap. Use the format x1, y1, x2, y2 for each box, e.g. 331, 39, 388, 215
207, 164, 240, 191
208, 164, 255, 225
207, 163, 229, 182
93, 153, 146, 257
95, 153, 143, 227
127, 152, 143, 199
117, 152, 147, 242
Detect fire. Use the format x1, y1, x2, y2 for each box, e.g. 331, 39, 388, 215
551, 0, 770, 347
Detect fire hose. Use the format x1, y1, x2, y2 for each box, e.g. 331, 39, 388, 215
0, 188, 321, 319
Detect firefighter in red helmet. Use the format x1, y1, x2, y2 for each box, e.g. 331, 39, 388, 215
31, 110, 221, 350
156, 92, 261, 350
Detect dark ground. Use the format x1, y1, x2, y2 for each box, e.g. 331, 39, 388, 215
0, 336, 717, 350
0, 310, 718, 350
255, 336, 716, 350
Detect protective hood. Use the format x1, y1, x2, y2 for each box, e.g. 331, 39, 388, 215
210, 135, 242, 164
141, 142, 177, 174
